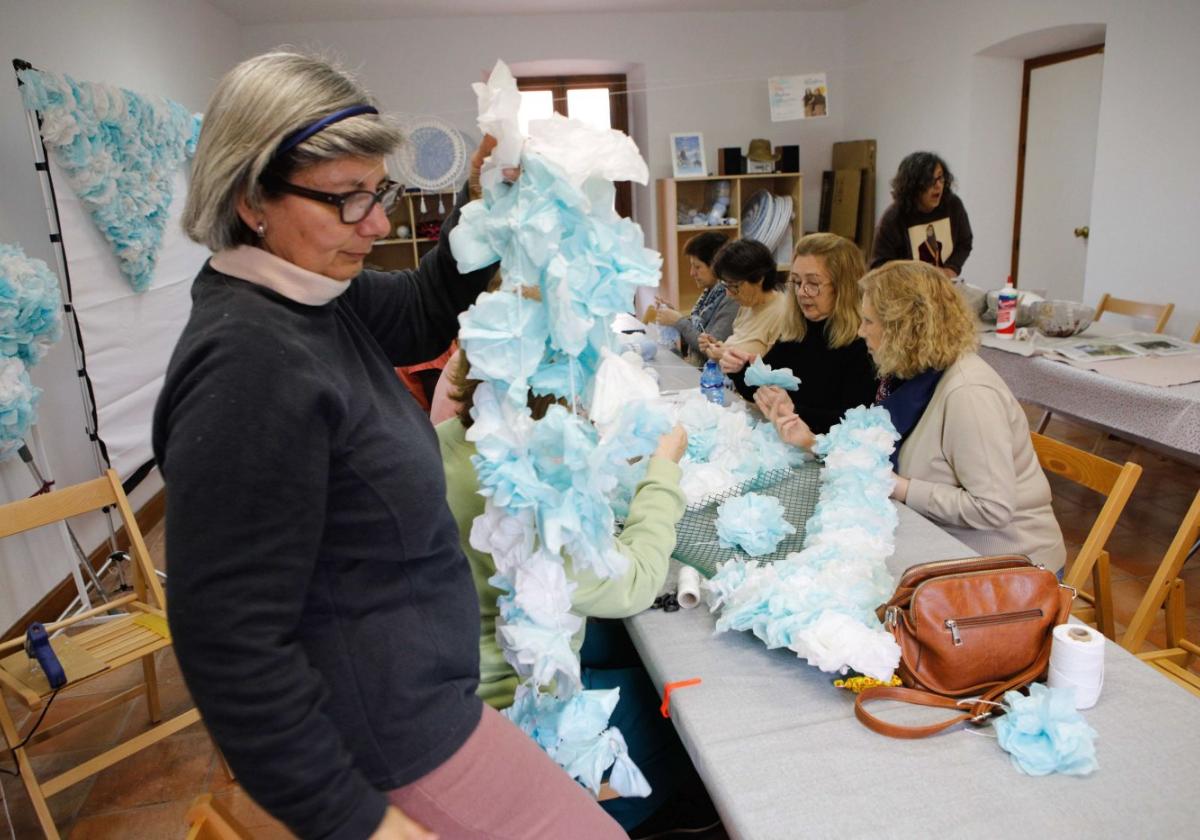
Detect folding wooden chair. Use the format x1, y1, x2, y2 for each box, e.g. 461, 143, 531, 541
1120, 490, 1200, 696
0, 469, 201, 839
1093, 293, 1174, 334
185, 793, 254, 840
1031, 433, 1142, 639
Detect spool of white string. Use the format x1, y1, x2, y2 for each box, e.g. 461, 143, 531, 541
676, 565, 702, 610
1047, 624, 1105, 709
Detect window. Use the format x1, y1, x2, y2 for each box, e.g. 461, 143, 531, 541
516, 74, 632, 219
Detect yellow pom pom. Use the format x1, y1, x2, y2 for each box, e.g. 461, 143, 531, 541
833, 675, 902, 694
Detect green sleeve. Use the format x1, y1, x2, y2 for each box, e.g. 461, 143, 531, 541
568, 457, 685, 617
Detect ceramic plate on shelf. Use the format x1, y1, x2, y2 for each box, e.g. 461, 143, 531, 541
741, 189, 771, 241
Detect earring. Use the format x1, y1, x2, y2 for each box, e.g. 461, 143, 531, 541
256, 222, 266, 238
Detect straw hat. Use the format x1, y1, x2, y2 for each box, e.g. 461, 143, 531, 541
746, 139, 782, 162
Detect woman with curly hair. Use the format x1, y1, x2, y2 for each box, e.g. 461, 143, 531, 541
870, 151, 973, 278
757, 261, 1065, 571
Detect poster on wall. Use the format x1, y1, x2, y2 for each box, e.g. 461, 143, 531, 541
768, 73, 829, 121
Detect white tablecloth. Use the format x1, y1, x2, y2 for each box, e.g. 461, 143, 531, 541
978, 345, 1200, 462
626, 504, 1200, 839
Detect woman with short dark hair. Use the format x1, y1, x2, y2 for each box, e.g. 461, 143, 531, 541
700, 238, 796, 362
653, 231, 737, 363
870, 151, 973, 278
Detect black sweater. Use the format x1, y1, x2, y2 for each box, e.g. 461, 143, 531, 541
731, 318, 878, 434
870, 191, 973, 275
152, 200, 491, 840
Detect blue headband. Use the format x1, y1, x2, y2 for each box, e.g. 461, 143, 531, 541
274, 104, 379, 158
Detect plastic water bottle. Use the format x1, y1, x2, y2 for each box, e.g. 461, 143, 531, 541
996, 277, 1018, 339
700, 360, 725, 405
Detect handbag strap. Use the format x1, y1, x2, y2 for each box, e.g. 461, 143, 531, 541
854, 592, 1070, 738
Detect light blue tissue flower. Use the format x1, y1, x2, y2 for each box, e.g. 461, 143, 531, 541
458, 290, 549, 396
19, 69, 200, 293
995, 683, 1098, 776
716, 492, 797, 557
744, 357, 800, 390
0, 243, 62, 365
0, 357, 39, 461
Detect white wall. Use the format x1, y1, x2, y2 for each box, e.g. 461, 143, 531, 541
239, 9, 850, 245
843, 0, 1200, 339
0, 0, 243, 628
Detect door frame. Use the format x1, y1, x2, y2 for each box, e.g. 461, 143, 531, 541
1010, 43, 1104, 286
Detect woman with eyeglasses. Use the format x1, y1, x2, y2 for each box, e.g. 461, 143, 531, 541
698, 238, 796, 363
870, 151, 973, 279
721, 233, 878, 434
154, 52, 624, 840
757, 261, 1065, 571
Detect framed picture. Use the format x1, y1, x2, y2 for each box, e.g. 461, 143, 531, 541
670, 133, 706, 178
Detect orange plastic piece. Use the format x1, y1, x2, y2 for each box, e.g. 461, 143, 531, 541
659, 678, 702, 718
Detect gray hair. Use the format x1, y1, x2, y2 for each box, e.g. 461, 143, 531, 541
183, 51, 403, 251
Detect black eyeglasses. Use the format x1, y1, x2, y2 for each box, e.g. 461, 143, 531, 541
260, 172, 403, 224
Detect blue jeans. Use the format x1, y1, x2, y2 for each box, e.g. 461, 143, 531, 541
580, 618, 698, 831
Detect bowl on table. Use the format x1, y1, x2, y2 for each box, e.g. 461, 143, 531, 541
1032, 300, 1094, 337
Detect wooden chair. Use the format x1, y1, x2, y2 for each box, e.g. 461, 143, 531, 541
0, 469, 201, 839
1191, 321, 1199, 344
1120, 489, 1200, 696
1093, 292, 1174, 333
185, 793, 254, 840
1031, 433, 1142, 639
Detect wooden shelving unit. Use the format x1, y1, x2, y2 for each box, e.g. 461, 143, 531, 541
656, 173, 802, 313
365, 190, 459, 272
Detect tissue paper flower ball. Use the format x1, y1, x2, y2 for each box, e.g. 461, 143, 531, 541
715, 492, 796, 557
994, 683, 1098, 776
0, 243, 62, 365
0, 357, 39, 460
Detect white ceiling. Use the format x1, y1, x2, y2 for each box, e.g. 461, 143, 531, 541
207, 0, 864, 26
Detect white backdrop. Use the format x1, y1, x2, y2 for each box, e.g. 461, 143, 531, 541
48, 158, 207, 482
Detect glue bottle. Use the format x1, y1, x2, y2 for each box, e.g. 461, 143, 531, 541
996, 277, 1018, 339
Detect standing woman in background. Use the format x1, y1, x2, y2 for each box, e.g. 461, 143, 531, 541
871, 151, 973, 279
154, 51, 623, 840
652, 231, 737, 364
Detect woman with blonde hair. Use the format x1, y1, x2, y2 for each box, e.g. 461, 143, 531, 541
722, 233, 877, 433
758, 261, 1065, 570
155, 51, 623, 839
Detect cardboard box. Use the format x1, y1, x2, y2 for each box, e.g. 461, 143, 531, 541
832, 140, 877, 255
829, 169, 861, 241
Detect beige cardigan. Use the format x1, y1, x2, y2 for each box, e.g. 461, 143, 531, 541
898, 353, 1067, 571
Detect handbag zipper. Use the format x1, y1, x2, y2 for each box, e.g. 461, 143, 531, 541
944, 609, 1044, 646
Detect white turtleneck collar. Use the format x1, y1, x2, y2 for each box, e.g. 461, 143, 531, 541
210, 245, 352, 306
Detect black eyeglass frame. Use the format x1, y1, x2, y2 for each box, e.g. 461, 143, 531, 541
259, 172, 403, 224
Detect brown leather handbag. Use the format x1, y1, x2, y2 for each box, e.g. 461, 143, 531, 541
855, 555, 1074, 738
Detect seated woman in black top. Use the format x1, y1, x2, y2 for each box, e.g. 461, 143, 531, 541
870, 151, 973, 279
721, 233, 877, 434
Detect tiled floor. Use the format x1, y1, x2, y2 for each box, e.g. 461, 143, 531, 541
3, 412, 1196, 838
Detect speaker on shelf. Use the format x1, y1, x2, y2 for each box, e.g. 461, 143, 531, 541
778, 145, 800, 174
718, 147, 744, 176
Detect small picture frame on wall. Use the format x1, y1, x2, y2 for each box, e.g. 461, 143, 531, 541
670, 133, 706, 178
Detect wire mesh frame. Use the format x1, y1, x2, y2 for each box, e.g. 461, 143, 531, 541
672, 462, 823, 579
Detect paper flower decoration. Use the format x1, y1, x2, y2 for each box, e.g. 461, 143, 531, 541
18, 69, 201, 293
716, 492, 796, 557
704, 406, 903, 682
995, 683, 1098, 776
744, 356, 801, 390
0, 243, 62, 366
0, 357, 39, 460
